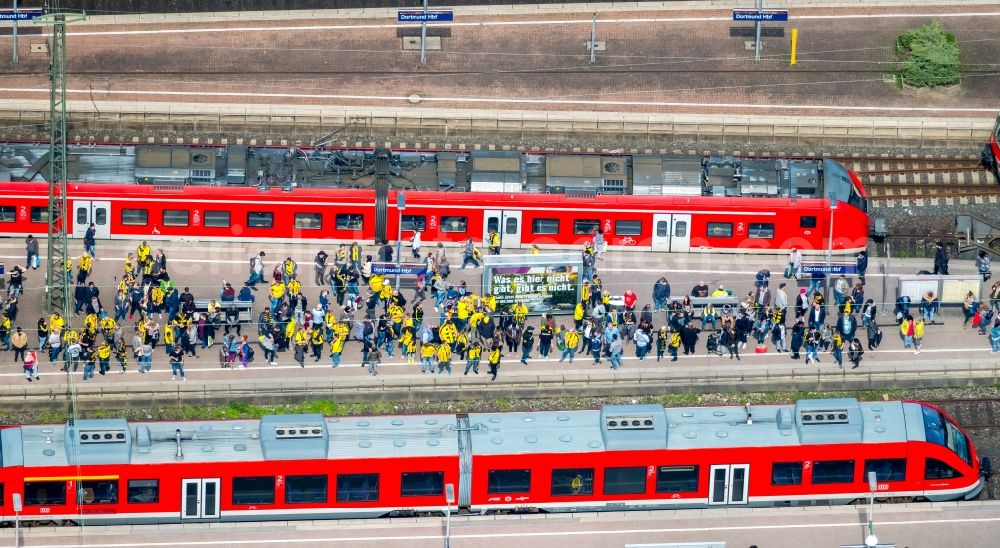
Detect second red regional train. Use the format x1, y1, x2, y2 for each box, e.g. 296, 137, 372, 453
0, 144, 870, 253
983, 113, 1000, 184
0, 399, 984, 526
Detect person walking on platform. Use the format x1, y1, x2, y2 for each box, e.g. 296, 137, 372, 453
848, 338, 865, 369
487, 341, 502, 381
23, 348, 39, 382
25, 235, 40, 270
488, 230, 501, 255
520, 326, 534, 365
169, 345, 187, 381
84, 223, 97, 258
436, 343, 452, 375
461, 238, 481, 269
787, 247, 802, 280
246, 251, 265, 289
609, 334, 623, 369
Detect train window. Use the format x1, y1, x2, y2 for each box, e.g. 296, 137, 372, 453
30, 206, 50, 223
551, 468, 594, 496
402, 215, 427, 232
400, 471, 444, 497
204, 210, 231, 228
162, 209, 190, 227
335, 213, 364, 231
925, 458, 963, 480
603, 466, 646, 495
800, 216, 817, 229
286, 474, 328, 504
0, 483, 4, 505
76, 207, 87, 225
0, 206, 14, 222
532, 218, 560, 235
864, 459, 906, 482
79, 480, 118, 504
656, 220, 669, 237
505, 217, 518, 235
748, 223, 775, 239
440, 216, 468, 233
247, 212, 274, 229
812, 460, 855, 484
771, 462, 803, 486
295, 212, 323, 230
121, 208, 148, 226
487, 469, 531, 494
231, 476, 275, 505
573, 219, 600, 235
674, 220, 687, 238
706, 222, 733, 238
486, 216, 499, 233
655, 465, 699, 493
615, 220, 642, 236
336, 473, 380, 502
127, 479, 159, 504
24, 481, 67, 506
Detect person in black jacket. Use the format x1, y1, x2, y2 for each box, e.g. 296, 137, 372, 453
789, 320, 805, 360
520, 326, 534, 365
680, 322, 701, 355
933, 242, 949, 275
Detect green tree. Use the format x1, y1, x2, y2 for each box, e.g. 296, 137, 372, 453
896, 21, 961, 87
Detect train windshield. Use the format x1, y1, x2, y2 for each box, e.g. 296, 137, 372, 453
922, 406, 971, 465
847, 183, 867, 213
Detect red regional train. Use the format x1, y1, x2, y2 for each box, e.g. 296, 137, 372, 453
0, 399, 983, 526
983, 113, 1000, 184
0, 145, 870, 253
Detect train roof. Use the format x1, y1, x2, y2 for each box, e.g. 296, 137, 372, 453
467, 399, 925, 456
0, 143, 848, 201
0, 399, 925, 468
2, 413, 459, 468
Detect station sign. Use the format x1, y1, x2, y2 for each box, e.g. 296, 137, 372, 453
397, 10, 454, 23
801, 263, 857, 276
732, 9, 789, 22
371, 262, 427, 276
0, 10, 43, 21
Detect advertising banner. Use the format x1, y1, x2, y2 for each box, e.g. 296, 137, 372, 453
483, 253, 582, 315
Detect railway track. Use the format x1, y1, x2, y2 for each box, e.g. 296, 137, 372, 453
846, 158, 997, 205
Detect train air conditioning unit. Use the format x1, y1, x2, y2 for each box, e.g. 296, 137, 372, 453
600, 157, 627, 194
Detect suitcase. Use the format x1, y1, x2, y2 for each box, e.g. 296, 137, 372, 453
873, 329, 883, 348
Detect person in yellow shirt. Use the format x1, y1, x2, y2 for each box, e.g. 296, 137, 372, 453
573, 302, 586, 330
465, 342, 482, 375
137, 241, 151, 264
97, 341, 112, 376
293, 326, 309, 367
78, 254, 93, 282
913, 317, 925, 354
487, 342, 502, 380
436, 343, 452, 375
560, 328, 580, 363
269, 281, 286, 312
511, 302, 529, 325
420, 342, 436, 373
329, 333, 346, 368
309, 327, 325, 362
529, 244, 541, 254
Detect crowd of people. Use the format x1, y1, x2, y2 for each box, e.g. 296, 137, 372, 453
6, 232, 1000, 384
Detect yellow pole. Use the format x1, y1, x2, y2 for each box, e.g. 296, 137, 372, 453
790, 28, 798, 65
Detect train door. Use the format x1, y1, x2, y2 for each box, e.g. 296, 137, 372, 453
483, 210, 522, 249
651, 214, 691, 253
707, 464, 749, 506
71, 200, 111, 239
181, 478, 221, 520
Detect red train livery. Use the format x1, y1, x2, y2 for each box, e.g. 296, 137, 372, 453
0, 399, 982, 525
983, 114, 1000, 184
0, 177, 868, 254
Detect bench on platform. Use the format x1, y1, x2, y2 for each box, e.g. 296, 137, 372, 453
191, 299, 254, 324
667, 296, 740, 312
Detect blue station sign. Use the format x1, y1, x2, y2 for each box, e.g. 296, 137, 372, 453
801, 263, 857, 276
371, 262, 428, 276
397, 10, 454, 23
0, 10, 43, 21
732, 9, 789, 22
